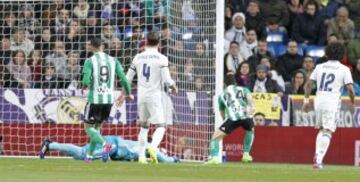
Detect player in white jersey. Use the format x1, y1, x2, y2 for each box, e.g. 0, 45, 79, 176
302, 43, 355, 169
126, 32, 177, 164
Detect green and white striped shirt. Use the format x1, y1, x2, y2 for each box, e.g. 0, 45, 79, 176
218, 85, 251, 121
82, 52, 131, 104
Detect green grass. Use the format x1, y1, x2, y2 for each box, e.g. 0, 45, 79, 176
0, 158, 359, 182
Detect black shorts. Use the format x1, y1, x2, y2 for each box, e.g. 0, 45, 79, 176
84, 103, 112, 124
219, 118, 254, 134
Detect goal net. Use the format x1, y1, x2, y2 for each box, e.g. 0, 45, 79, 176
0, 0, 218, 161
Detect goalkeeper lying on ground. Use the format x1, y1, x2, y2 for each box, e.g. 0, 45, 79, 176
39, 135, 179, 163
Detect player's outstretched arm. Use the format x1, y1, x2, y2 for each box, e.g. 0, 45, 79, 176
302, 79, 314, 113
346, 83, 355, 110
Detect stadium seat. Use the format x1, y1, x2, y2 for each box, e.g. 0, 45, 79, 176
305, 45, 325, 62
266, 32, 288, 45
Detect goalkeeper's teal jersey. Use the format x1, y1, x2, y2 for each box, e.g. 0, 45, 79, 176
218, 85, 251, 121
82, 52, 131, 104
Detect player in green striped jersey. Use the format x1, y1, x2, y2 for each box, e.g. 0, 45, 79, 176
206, 75, 255, 164
81, 38, 133, 163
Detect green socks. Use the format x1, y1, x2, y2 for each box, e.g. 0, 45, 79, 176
243, 130, 254, 153
85, 127, 105, 156
209, 139, 220, 157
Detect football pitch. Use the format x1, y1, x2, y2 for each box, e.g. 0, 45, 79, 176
0, 158, 359, 182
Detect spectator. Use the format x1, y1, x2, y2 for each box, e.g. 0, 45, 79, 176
0, 37, 12, 65
259, 0, 290, 27
247, 39, 273, 71
276, 40, 303, 83
353, 59, 360, 84
64, 20, 84, 52
193, 42, 212, 79
179, 58, 195, 89
36, 63, 64, 89
100, 0, 115, 20
145, 0, 168, 28
79, 40, 92, 65
50, 8, 71, 38
169, 64, 178, 85
108, 37, 123, 59
45, 40, 67, 80
18, 4, 41, 37
73, 0, 90, 20
253, 112, 266, 126
194, 77, 207, 91
168, 40, 185, 65
1, 13, 16, 36
0, 63, 18, 88
41, 0, 65, 27
225, 13, 246, 45
6, 49, 31, 88
10, 28, 34, 57
240, 29, 258, 60
225, 6, 233, 31
317, 0, 343, 22
34, 28, 55, 57
245, 0, 266, 39
345, 0, 360, 38
101, 22, 117, 49
347, 37, 360, 66
63, 51, 81, 89
302, 56, 315, 80
259, 56, 285, 91
229, 0, 250, 13
327, 6, 354, 45
160, 24, 171, 54
287, 0, 304, 34
249, 64, 283, 94
235, 61, 252, 88
85, 12, 101, 39
224, 41, 245, 75
285, 69, 307, 95
123, 25, 144, 63
28, 50, 42, 82
182, 0, 197, 23
292, 0, 326, 46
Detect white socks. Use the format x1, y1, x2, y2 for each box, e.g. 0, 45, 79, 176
315, 130, 332, 164
138, 127, 149, 159
151, 127, 166, 149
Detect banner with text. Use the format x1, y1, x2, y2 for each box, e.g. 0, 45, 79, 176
251, 93, 283, 126
0, 89, 212, 124
291, 95, 360, 128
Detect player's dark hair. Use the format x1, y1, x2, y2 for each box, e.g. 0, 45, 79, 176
147, 31, 160, 46
224, 74, 236, 86
90, 37, 102, 49
325, 42, 345, 61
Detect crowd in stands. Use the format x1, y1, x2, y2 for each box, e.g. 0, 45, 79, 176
0, 0, 215, 92
224, 0, 360, 96
0, 0, 359, 95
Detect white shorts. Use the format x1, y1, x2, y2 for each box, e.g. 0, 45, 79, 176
138, 99, 165, 125
314, 98, 340, 132
314, 109, 339, 132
